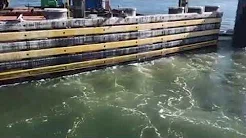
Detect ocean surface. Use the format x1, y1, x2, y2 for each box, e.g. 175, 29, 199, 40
1, 0, 246, 138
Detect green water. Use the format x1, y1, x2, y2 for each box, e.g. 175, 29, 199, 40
1, 0, 246, 138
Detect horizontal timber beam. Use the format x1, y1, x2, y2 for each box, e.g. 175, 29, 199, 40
0, 29, 220, 62
0, 24, 220, 53
0, 40, 217, 81
0, 18, 221, 42
0, 35, 217, 71
0, 12, 223, 32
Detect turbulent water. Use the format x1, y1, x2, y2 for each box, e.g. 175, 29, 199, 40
1, 0, 246, 138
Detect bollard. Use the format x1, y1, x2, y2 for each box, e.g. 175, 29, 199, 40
168, 7, 185, 14
205, 6, 220, 12
44, 8, 68, 20
88, 14, 98, 19
188, 6, 204, 14
117, 7, 137, 16
233, 0, 246, 48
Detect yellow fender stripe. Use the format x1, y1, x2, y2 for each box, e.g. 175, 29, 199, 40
0, 40, 217, 81
0, 29, 220, 62
0, 18, 221, 42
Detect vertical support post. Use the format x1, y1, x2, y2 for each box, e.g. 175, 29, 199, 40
72, 0, 86, 18
233, 0, 246, 48
82, 0, 86, 18
179, 0, 188, 13
105, 0, 111, 10
66, 0, 71, 18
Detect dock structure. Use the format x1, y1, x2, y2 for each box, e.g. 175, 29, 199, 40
0, 3, 222, 84
233, 0, 246, 48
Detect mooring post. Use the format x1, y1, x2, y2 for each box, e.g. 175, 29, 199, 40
179, 0, 188, 13
233, 0, 246, 48
72, 0, 86, 18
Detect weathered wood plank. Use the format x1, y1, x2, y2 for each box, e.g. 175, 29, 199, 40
0, 18, 221, 42
0, 23, 220, 53
0, 29, 220, 62
0, 40, 217, 81
0, 12, 223, 32
0, 35, 217, 71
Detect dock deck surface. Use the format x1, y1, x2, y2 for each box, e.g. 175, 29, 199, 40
0, 16, 45, 21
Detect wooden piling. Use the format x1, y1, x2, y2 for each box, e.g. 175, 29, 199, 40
233, 0, 246, 47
